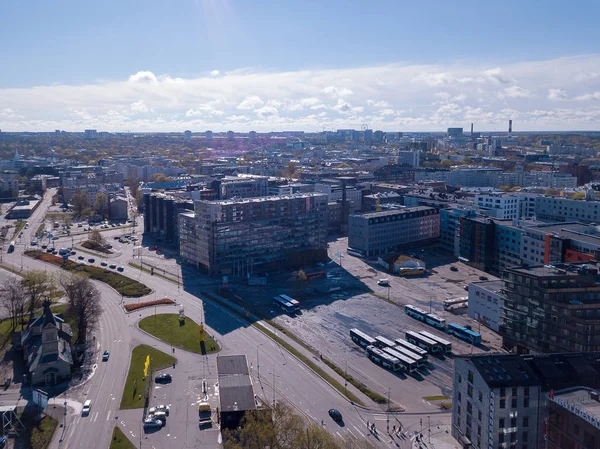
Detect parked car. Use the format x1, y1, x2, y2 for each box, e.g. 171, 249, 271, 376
149, 410, 167, 421
149, 405, 170, 415
30, 240, 37, 246
143, 417, 164, 429
102, 350, 110, 361
109, 264, 116, 269
155, 373, 172, 383
450, 266, 458, 272
479, 276, 489, 281
101, 262, 108, 267
78, 256, 84, 260
328, 409, 342, 422
70, 251, 76, 255
117, 266, 124, 272
88, 258, 95, 263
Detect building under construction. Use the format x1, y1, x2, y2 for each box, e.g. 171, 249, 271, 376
179, 193, 328, 277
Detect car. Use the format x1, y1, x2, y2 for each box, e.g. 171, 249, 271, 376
77, 223, 83, 228
117, 266, 124, 272
464, 324, 473, 330
101, 261, 107, 267
71, 251, 76, 255
51, 250, 58, 255
464, 285, 469, 291
104, 244, 112, 249
155, 373, 172, 383
46, 248, 53, 253
88, 258, 95, 263
52, 236, 59, 240
102, 350, 110, 361
479, 276, 489, 281
30, 240, 37, 246
111, 224, 116, 227
450, 266, 458, 272
143, 417, 164, 429
82, 400, 92, 416
328, 409, 343, 422
113, 236, 121, 240
41, 245, 47, 249
109, 264, 116, 269
149, 405, 170, 415
78, 256, 84, 260
148, 410, 167, 421
377, 279, 390, 286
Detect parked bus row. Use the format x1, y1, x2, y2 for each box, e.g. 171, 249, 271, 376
403, 304, 482, 345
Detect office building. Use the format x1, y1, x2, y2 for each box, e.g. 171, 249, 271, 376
363, 129, 373, 144
211, 175, 269, 200
501, 263, 600, 354
459, 217, 495, 272
205, 130, 213, 141
184, 130, 192, 141
362, 192, 403, 212
453, 352, 600, 449
179, 193, 328, 277
227, 130, 234, 141
84, 129, 97, 139
447, 127, 463, 138
440, 207, 477, 257
348, 207, 439, 257
475, 194, 520, 220
143, 193, 194, 246
546, 387, 600, 449
397, 150, 421, 167
534, 195, 600, 223
494, 220, 523, 273
249, 130, 257, 141
467, 280, 503, 332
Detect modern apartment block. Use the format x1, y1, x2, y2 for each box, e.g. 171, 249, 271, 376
534, 194, 600, 223
179, 193, 328, 277
211, 175, 269, 200
347, 206, 439, 257
501, 263, 600, 354
452, 352, 600, 449
475, 193, 521, 220
459, 216, 496, 272
143, 192, 194, 246
467, 280, 503, 332
440, 206, 477, 257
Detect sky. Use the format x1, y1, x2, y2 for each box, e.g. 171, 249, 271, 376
2, 0, 600, 132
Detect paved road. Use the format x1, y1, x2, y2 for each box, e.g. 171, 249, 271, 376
3, 217, 423, 449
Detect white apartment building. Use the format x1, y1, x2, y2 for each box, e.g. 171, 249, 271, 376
467, 280, 503, 332
397, 150, 421, 167
475, 194, 521, 220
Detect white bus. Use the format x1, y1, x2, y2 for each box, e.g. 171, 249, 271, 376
382, 347, 418, 373
418, 331, 452, 354
279, 294, 300, 311
443, 296, 469, 311
394, 338, 429, 361
272, 296, 296, 314
347, 248, 366, 258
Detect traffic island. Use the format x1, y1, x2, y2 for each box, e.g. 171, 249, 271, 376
25, 250, 152, 297
138, 314, 220, 355
120, 344, 177, 410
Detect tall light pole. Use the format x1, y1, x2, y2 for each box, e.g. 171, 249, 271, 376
257, 344, 263, 379
386, 388, 390, 434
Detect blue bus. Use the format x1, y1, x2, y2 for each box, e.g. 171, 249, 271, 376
447, 323, 482, 345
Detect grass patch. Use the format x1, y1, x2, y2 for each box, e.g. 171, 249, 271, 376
321, 357, 387, 404
139, 314, 219, 354
110, 426, 136, 449
81, 240, 112, 254
204, 291, 366, 406
25, 250, 151, 297
30, 415, 58, 449
423, 395, 449, 401
45, 213, 71, 221
12, 221, 26, 239
440, 401, 452, 410
35, 223, 45, 237
120, 344, 177, 410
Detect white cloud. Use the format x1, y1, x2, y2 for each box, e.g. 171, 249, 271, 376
548, 89, 568, 101
2, 54, 600, 131
210, 70, 220, 77
237, 96, 264, 110
502, 86, 533, 98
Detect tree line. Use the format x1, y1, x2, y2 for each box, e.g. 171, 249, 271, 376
1, 270, 102, 348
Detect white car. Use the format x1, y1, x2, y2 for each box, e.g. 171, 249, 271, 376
82, 399, 92, 416
149, 405, 170, 415
143, 417, 164, 428
148, 410, 167, 421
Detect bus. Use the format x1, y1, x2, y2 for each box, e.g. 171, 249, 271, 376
366, 345, 401, 372
374, 336, 396, 349
382, 347, 419, 373
443, 297, 469, 311
425, 313, 447, 330
7, 241, 15, 253
279, 294, 300, 311
349, 328, 376, 348
272, 296, 297, 314
404, 305, 429, 322
405, 331, 441, 353
347, 248, 366, 258
419, 331, 452, 354
387, 345, 426, 368
447, 323, 482, 345
394, 338, 429, 361
405, 305, 447, 330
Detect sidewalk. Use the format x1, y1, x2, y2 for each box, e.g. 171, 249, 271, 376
203, 290, 395, 412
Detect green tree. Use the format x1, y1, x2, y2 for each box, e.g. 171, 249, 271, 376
94, 193, 108, 217
59, 274, 102, 345
71, 190, 90, 217
150, 173, 173, 183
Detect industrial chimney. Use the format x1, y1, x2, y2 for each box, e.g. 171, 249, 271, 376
508, 119, 513, 138
471, 123, 474, 136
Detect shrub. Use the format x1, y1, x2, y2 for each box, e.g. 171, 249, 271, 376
125, 298, 175, 312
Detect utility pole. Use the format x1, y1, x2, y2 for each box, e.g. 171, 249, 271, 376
429, 296, 432, 314
344, 360, 348, 394
428, 415, 431, 443
386, 388, 390, 434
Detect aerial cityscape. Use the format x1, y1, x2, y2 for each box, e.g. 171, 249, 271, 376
1, 1, 600, 449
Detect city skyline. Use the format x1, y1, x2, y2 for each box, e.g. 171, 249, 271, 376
2, 0, 600, 132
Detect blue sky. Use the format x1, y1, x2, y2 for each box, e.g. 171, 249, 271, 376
1, 0, 600, 131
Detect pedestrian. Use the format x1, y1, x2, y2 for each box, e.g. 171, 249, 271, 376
366, 420, 370, 428
392, 425, 396, 433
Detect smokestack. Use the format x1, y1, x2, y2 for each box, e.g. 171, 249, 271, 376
508, 119, 513, 138
471, 123, 474, 136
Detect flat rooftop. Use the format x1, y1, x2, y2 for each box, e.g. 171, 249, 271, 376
200, 192, 327, 206
470, 354, 541, 388
506, 263, 599, 277
553, 388, 600, 423
472, 280, 503, 293
354, 206, 435, 218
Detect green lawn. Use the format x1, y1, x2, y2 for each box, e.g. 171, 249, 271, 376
30, 415, 58, 449
139, 314, 220, 355
12, 221, 26, 239
35, 223, 45, 237
120, 344, 177, 410
110, 426, 136, 449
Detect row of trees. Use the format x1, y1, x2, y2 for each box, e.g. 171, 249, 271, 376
1, 271, 102, 346
71, 191, 108, 218
223, 403, 375, 449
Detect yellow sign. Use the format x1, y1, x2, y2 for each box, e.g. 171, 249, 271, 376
199, 324, 205, 338
143, 355, 150, 377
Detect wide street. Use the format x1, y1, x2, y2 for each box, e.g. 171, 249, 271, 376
0, 195, 458, 449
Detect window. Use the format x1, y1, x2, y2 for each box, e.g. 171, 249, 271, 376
499, 418, 505, 428
467, 402, 473, 414
524, 387, 529, 396
479, 391, 483, 402
478, 410, 482, 421
500, 399, 506, 409
458, 374, 462, 384
511, 397, 517, 408
468, 370, 474, 383
510, 433, 516, 443
499, 433, 505, 443
468, 384, 473, 398
500, 388, 506, 397
512, 387, 518, 396
523, 431, 528, 442
524, 397, 530, 407
523, 416, 529, 428
510, 417, 516, 428
458, 392, 462, 402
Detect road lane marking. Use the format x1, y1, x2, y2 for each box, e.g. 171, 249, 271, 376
346, 428, 357, 439
106, 411, 111, 421
336, 431, 343, 439
93, 411, 99, 422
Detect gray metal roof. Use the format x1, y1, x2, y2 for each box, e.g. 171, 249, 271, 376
217, 355, 249, 376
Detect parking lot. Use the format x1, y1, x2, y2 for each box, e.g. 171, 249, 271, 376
232, 237, 504, 411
